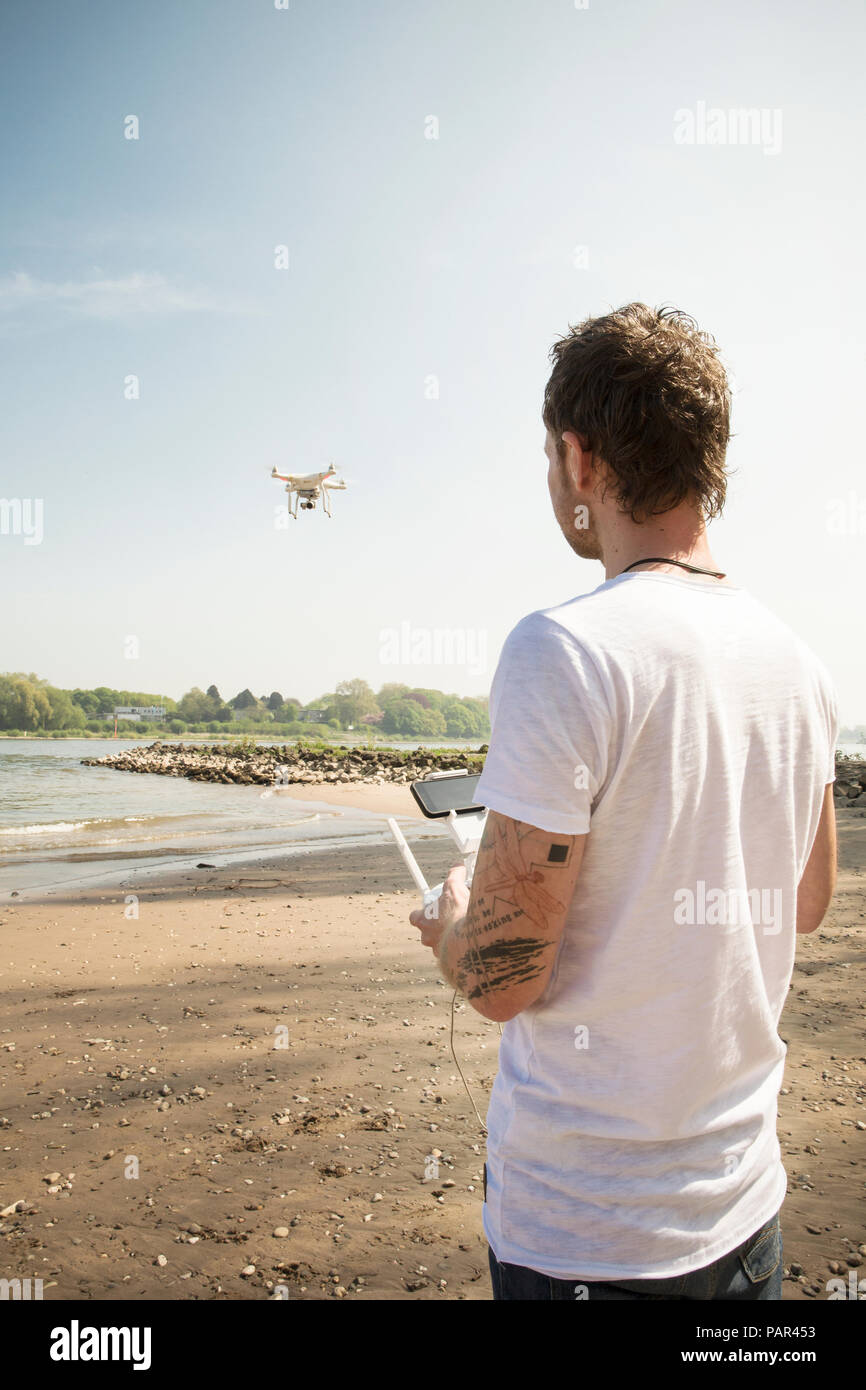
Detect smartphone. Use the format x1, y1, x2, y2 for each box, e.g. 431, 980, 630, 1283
410, 771, 485, 818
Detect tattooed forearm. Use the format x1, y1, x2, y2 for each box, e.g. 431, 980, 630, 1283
435, 812, 585, 1017
455, 935, 550, 1001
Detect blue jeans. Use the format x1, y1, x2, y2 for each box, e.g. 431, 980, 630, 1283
488, 1209, 783, 1300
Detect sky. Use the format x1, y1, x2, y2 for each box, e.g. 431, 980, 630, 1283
0, 0, 863, 721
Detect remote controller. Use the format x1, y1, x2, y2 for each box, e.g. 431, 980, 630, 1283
387, 808, 487, 913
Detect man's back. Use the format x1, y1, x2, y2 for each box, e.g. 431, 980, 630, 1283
476, 569, 838, 1280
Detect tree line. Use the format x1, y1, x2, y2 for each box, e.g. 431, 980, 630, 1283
0, 674, 489, 739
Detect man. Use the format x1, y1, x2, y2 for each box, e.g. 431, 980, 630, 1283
409, 302, 838, 1301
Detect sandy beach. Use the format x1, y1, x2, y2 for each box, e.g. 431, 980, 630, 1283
0, 784, 863, 1301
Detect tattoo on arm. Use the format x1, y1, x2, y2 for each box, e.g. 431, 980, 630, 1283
455, 936, 549, 1001
485, 816, 566, 930
446, 814, 577, 1005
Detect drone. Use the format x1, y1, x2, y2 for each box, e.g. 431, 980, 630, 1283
271, 463, 348, 518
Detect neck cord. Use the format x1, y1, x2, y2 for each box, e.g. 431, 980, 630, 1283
619, 557, 726, 579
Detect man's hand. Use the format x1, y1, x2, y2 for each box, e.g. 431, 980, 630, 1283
409, 862, 470, 958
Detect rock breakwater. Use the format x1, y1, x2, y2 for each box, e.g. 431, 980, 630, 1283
80, 744, 866, 805
81, 741, 487, 788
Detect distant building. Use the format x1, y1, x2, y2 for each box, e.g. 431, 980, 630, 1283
114, 706, 166, 722
297, 708, 326, 722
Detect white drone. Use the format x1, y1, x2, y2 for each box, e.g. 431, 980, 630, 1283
271, 463, 348, 518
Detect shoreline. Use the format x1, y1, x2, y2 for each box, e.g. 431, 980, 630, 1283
0, 733, 490, 746
0, 782, 435, 904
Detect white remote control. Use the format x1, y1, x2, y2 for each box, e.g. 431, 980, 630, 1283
388, 809, 487, 913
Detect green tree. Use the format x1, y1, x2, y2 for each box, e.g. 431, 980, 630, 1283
377, 683, 410, 703
381, 698, 446, 737
442, 701, 476, 738
92, 687, 119, 717
44, 686, 86, 729
409, 687, 447, 711
177, 687, 216, 722
462, 697, 490, 736
442, 697, 488, 738
333, 678, 380, 728
71, 688, 101, 718
0, 675, 50, 730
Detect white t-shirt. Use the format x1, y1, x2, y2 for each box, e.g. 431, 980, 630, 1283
474, 570, 838, 1280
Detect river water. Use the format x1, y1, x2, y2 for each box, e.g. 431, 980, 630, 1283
0, 736, 859, 902
0, 738, 463, 900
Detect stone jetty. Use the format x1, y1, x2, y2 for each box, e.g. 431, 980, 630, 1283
81, 741, 487, 788
80, 743, 865, 802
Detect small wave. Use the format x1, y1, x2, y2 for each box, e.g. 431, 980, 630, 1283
0, 811, 212, 837
0, 819, 103, 836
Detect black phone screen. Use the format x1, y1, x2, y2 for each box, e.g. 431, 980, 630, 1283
410, 773, 484, 818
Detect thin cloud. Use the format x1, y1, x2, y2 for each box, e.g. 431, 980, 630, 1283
0, 271, 254, 319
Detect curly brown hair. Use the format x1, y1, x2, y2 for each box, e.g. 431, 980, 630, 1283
542, 303, 732, 523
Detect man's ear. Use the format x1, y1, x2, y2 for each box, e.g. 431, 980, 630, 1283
561, 430, 594, 492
